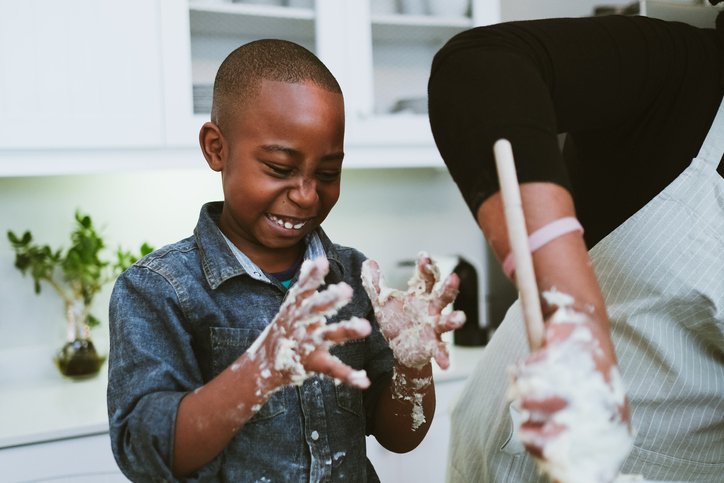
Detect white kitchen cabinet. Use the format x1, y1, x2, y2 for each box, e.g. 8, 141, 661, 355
0, 0, 500, 174
346, 0, 499, 153
0, 0, 164, 150
0, 0, 615, 156
0, 433, 128, 483
0, 0, 616, 175
163, 0, 502, 167
160, 0, 322, 147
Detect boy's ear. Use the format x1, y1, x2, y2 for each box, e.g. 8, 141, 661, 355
199, 121, 225, 172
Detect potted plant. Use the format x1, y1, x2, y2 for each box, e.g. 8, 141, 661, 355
7, 211, 152, 378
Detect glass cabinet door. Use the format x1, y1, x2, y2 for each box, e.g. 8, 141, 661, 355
345, 0, 499, 156
166, 0, 501, 165
188, 0, 317, 116
370, 0, 473, 117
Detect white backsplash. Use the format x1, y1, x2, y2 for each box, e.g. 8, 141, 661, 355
0, 165, 487, 352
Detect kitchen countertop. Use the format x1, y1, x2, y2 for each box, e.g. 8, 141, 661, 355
0, 343, 485, 449
0, 345, 110, 448
432, 345, 485, 383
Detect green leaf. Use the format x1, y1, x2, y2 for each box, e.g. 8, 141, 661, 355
87, 314, 101, 328
14, 253, 31, 271
7, 211, 155, 331
113, 241, 154, 273
141, 242, 153, 257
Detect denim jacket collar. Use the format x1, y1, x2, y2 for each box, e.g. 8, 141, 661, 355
194, 201, 345, 290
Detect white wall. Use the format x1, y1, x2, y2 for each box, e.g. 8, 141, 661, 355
0, 165, 486, 353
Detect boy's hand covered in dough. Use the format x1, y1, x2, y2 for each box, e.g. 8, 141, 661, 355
361, 252, 466, 369
251, 257, 372, 391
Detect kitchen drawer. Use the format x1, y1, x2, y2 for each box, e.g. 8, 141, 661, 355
0, 432, 128, 483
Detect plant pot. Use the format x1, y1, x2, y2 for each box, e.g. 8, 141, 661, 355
55, 338, 106, 378
54, 300, 106, 378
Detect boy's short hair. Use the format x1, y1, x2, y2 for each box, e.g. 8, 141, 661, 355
211, 39, 342, 130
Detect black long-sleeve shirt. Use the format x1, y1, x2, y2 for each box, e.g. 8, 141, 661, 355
428, 13, 724, 247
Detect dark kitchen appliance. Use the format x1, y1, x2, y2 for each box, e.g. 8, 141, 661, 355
389, 253, 514, 347
451, 256, 488, 347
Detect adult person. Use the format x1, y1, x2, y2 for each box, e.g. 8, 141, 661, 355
428, 5, 724, 483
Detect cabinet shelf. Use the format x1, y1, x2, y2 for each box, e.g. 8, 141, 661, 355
372, 13, 472, 27
190, 1, 314, 20
371, 13, 472, 42
188, 2, 317, 110
189, 3, 314, 39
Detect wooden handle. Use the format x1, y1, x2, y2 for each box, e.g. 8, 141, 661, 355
493, 139, 544, 351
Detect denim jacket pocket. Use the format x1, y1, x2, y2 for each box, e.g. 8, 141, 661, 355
209, 326, 286, 422
335, 383, 363, 417
331, 338, 365, 417
331, 337, 367, 369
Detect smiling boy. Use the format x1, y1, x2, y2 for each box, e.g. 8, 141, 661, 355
107, 39, 464, 482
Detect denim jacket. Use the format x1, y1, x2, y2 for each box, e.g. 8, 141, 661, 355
108, 202, 393, 482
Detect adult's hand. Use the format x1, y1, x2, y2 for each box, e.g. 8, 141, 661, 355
509, 293, 633, 483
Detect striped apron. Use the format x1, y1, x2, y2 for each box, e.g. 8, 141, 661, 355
447, 99, 724, 482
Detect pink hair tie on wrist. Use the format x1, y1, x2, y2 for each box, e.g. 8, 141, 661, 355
502, 216, 584, 279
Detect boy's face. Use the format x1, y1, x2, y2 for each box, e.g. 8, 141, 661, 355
205, 79, 345, 269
